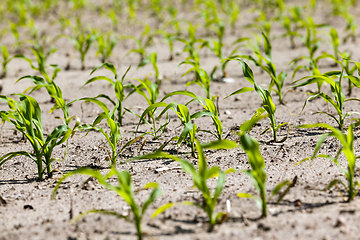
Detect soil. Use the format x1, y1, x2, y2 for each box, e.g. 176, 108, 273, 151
1, 1, 360, 240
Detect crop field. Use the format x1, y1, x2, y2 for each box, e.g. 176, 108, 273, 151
2, 0, 360, 239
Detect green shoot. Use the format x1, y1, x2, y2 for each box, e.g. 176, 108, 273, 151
69, 18, 96, 70
156, 29, 177, 61
0, 95, 72, 180
298, 123, 359, 202
0, 45, 19, 78
83, 63, 131, 126
77, 96, 140, 166
225, 58, 287, 142
127, 24, 154, 66
238, 133, 295, 218
134, 139, 238, 231
94, 30, 118, 63
292, 68, 360, 131
128, 75, 160, 121
244, 32, 287, 104
52, 167, 160, 240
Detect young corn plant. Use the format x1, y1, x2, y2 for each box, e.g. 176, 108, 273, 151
292, 68, 360, 131
342, 54, 359, 96
315, 52, 358, 96
160, 90, 224, 140
77, 96, 141, 166
156, 29, 177, 61
177, 22, 208, 74
70, 18, 96, 70
281, 16, 298, 49
244, 32, 287, 104
342, 12, 356, 43
127, 24, 154, 66
83, 63, 131, 126
94, 30, 118, 63
134, 139, 238, 231
329, 27, 340, 63
0, 45, 20, 78
238, 133, 295, 218
134, 101, 171, 141
16, 50, 74, 127
139, 91, 219, 155
0, 95, 72, 180
10, 21, 23, 52
228, 0, 240, 34
201, 22, 228, 79
136, 52, 161, 86
290, 17, 328, 83
52, 167, 160, 240
298, 123, 359, 202
128, 75, 160, 121
17, 43, 57, 76
180, 59, 213, 99
225, 58, 287, 142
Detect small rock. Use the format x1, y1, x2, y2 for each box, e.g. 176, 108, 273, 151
24, 204, 34, 210
294, 199, 302, 207
0, 195, 7, 206
258, 223, 271, 231
224, 110, 231, 115
334, 216, 346, 228
221, 77, 235, 83
155, 167, 169, 173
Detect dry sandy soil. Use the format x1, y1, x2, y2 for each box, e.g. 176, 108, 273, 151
2, 1, 360, 240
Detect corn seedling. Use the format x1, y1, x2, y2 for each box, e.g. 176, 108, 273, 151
243, 32, 287, 104
128, 24, 154, 66
161, 90, 224, 140
156, 29, 177, 61
228, 0, 240, 34
0, 45, 20, 78
298, 123, 359, 202
136, 52, 161, 86
94, 30, 118, 63
83, 63, 131, 126
52, 167, 160, 240
238, 133, 295, 218
293, 68, 360, 131
77, 96, 142, 166
70, 18, 96, 70
16, 51, 75, 127
290, 17, 327, 76
134, 139, 238, 231
140, 92, 218, 155
225, 58, 287, 142
0, 95, 72, 180
281, 16, 298, 49
9, 21, 22, 52
180, 58, 213, 99
198, 0, 220, 32
343, 12, 356, 43
329, 27, 340, 63
134, 101, 171, 141
128, 75, 160, 121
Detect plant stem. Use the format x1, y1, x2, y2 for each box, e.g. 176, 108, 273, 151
261, 188, 267, 218
135, 215, 142, 240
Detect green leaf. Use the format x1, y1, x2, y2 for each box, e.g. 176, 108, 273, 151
131, 151, 181, 163
201, 140, 239, 149
70, 209, 130, 224
0, 151, 35, 166
151, 203, 174, 218
237, 193, 253, 198
225, 87, 254, 99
